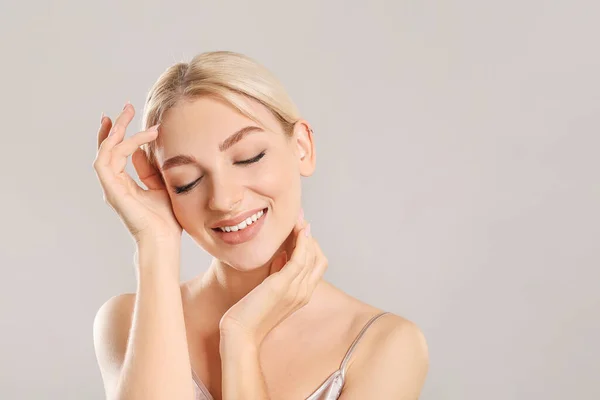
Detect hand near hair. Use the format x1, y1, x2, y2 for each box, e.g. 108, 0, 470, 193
219, 210, 328, 346
93, 103, 182, 245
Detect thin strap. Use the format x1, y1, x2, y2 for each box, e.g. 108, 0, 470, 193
191, 369, 214, 400
339, 311, 389, 376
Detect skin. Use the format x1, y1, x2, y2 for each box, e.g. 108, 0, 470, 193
93, 94, 429, 400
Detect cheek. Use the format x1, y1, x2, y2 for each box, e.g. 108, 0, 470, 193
255, 153, 300, 200
256, 156, 302, 232
170, 201, 190, 230
169, 194, 203, 232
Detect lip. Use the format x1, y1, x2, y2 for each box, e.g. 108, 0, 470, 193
211, 207, 268, 245
210, 207, 266, 229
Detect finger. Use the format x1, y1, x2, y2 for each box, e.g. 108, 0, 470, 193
95, 103, 135, 167
132, 147, 165, 191
282, 208, 305, 255
97, 114, 113, 149
94, 116, 116, 184
113, 125, 159, 159
292, 207, 307, 237
269, 250, 287, 275
295, 227, 316, 284
279, 224, 310, 281
290, 233, 319, 309
95, 118, 114, 168
110, 126, 159, 176
109, 102, 135, 142
307, 239, 328, 287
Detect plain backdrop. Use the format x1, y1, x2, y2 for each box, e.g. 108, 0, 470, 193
1, 1, 598, 399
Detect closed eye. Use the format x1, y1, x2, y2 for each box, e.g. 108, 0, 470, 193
173, 151, 267, 195
235, 150, 266, 165
174, 177, 202, 194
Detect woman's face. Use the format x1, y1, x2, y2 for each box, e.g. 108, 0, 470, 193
155, 95, 314, 270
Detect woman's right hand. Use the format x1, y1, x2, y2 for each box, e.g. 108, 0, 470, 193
93, 102, 182, 244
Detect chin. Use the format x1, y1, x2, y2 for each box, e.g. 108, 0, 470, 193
193, 210, 295, 271
238, 238, 286, 268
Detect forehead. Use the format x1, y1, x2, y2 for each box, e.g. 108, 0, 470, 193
157, 95, 280, 152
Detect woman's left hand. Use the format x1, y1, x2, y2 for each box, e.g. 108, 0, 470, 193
219, 210, 328, 346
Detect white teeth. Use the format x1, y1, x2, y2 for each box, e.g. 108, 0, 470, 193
218, 209, 265, 232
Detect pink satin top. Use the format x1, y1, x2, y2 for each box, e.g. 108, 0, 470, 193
192, 311, 389, 400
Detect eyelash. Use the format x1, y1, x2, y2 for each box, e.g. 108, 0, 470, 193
173, 151, 267, 194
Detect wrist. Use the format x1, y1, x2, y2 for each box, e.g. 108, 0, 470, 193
134, 238, 181, 278
134, 231, 181, 247
135, 232, 180, 251
220, 332, 260, 360
219, 315, 262, 343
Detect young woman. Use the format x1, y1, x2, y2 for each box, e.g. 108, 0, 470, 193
92, 51, 428, 400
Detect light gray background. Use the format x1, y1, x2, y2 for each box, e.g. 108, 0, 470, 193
1, 1, 598, 399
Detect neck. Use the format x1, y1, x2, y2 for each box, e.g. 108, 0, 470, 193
207, 258, 270, 310
201, 230, 297, 313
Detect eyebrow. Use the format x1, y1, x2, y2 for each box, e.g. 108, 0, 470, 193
160, 125, 264, 171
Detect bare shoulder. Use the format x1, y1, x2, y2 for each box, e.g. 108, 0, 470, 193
320, 282, 429, 398
345, 303, 428, 364
361, 311, 427, 349
93, 292, 137, 349
365, 312, 429, 365
92, 293, 137, 397
344, 310, 429, 398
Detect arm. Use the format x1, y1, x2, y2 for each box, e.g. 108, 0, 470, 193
219, 333, 270, 400
216, 212, 324, 399
93, 239, 194, 400
339, 318, 429, 399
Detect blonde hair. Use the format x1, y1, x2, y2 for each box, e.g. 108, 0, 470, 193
140, 51, 301, 170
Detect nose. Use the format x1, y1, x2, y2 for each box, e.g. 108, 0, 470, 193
207, 174, 243, 212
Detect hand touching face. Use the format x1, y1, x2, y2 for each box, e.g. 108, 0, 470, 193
155, 95, 315, 270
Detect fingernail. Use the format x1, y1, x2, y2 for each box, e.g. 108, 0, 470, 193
100, 111, 105, 124
123, 101, 130, 111
304, 223, 311, 237
148, 123, 160, 132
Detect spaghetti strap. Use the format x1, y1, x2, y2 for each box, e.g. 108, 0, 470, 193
192, 368, 214, 400
339, 311, 390, 376
193, 311, 391, 400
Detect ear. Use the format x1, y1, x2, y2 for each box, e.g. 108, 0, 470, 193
292, 119, 316, 177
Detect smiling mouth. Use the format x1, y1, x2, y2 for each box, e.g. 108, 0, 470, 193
212, 208, 268, 233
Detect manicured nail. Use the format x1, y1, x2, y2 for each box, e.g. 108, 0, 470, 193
123, 101, 130, 111
148, 123, 160, 132
304, 223, 311, 237
100, 111, 105, 124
